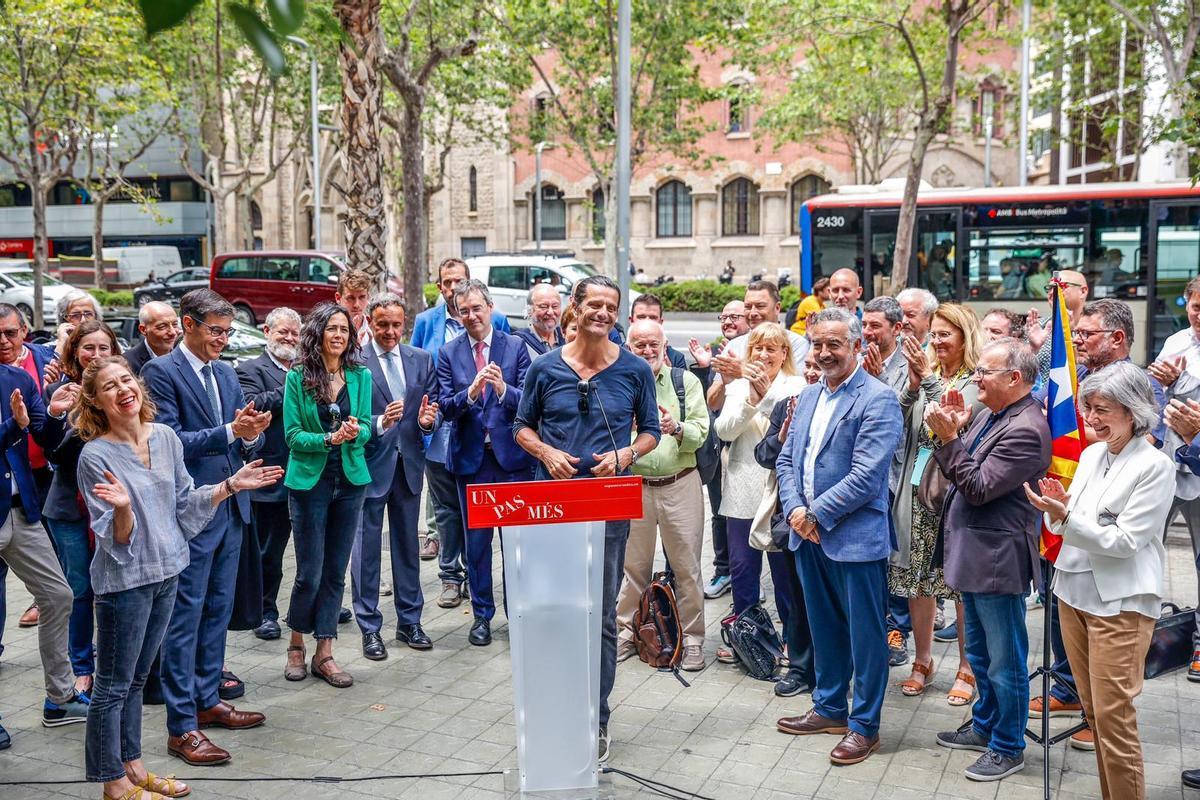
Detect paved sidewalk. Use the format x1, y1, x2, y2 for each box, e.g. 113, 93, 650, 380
0, 524, 1196, 799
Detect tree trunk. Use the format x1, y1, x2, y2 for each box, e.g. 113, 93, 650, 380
335, 0, 388, 282
399, 104, 427, 322
93, 196, 107, 290
30, 183, 48, 330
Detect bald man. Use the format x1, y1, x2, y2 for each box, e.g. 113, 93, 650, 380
1026, 268, 1088, 383
125, 300, 180, 374
828, 269, 863, 314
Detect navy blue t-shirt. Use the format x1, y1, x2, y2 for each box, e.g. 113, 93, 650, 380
515, 347, 661, 480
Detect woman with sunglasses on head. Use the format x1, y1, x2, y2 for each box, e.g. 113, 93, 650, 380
282, 302, 372, 688
41, 319, 122, 698
75, 355, 281, 800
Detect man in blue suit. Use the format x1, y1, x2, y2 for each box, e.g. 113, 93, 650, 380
351, 293, 440, 660
142, 289, 271, 767
437, 279, 532, 646
775, 307, 903, 767
410, 258, 510, 609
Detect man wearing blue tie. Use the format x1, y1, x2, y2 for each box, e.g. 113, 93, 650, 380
437, 280, 533, 646
774, 308, 903, 766
351, 294, 440, 659
141, 289, 272, 767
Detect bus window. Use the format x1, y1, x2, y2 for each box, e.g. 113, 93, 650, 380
1152, 204, 1200, 355
916, 211, 957, 301
966, 227, 1086, 300
1087, 199, 1149, 300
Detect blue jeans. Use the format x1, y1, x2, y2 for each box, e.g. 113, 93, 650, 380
288, 465, 366, 639
962, 591, 1029, 758
86, 577, 177, 782
600, 519, 629, 727
46, 517, 95, 676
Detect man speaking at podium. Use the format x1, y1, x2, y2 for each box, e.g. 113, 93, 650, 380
514, 275, 661, 765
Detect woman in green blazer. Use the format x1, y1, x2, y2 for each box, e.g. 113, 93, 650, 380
283, 302, 372, 689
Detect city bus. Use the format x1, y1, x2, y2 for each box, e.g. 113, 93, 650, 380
798, 181, 1200, 363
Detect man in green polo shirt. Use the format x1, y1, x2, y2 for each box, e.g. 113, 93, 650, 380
614, 319, 711, 672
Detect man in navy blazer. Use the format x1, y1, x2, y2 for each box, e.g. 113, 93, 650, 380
774, 308, 903, 767
350, 293, 439, 659
410, 258, 510, 609
141, 289, 271, 767
235, 307, 300, 641
437, 279, 532, 647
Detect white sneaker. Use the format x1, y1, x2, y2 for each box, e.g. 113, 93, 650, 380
598, 725, 610, 763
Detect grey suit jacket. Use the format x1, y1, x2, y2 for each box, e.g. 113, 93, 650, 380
933, 393, 1051, 595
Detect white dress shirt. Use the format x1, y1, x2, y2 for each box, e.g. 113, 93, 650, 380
180, 344, 250, 445
802, 365, 858, 502
372, 340, 405, 435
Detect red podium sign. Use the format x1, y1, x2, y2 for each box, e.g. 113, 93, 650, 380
465, 476, 643, 529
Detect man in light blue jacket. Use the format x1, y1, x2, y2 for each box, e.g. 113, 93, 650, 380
774, 308, 903, 767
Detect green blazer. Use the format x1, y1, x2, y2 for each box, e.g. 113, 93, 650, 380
283, 365, 373, 490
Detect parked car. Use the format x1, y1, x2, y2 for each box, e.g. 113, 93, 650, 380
0, 261, 81, 324
209, 250, 404, 325
106, 315, 265, 366
464, 252, 640, 327
133, 267, 210, 308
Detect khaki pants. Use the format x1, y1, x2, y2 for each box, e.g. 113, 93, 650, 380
1058, 600, 1155, 800
0, 506, 75, 703
617, 471, 705, 647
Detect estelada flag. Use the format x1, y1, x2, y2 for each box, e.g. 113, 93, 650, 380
1041, 279, 1087, 562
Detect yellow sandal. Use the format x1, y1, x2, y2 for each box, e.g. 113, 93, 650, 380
134, 772, 190, 798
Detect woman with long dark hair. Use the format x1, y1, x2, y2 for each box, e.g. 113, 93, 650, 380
75, 355, 280, 800
43, 319, 122, 697
282, 302, 372, 688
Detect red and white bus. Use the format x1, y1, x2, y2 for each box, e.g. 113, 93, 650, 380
799, 181, 1200, 363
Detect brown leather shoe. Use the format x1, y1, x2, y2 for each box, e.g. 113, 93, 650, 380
167, 731, 231, 766
776, 708, 849, 736
420, 536, 439, 561
197, 701, 266, 730
830, 731, 880, 765
18, 603, 38, 628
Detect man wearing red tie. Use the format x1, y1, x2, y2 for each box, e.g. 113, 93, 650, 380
436, 280, 533, 647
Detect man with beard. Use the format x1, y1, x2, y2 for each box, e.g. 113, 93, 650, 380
236, 308, 301, 641
334, 269, 374, 349
515, 283, 564, 358
896, 287, 937, 346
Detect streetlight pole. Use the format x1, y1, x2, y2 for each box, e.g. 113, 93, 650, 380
1018, 0, 1031, 186
287, 36, 322, 251
616, 0, 631, 323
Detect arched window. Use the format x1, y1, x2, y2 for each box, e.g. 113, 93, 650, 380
468, 165, 478, 213
790, 175, 831, 234
532, 184, 566, 241
591, 187, 606, 241
728, 83, 750, 134
250, 199, 263, 231
721, 178, 759, 236
656, 180, 692, 238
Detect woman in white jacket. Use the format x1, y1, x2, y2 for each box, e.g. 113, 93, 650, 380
1025, 362, 1176, 800
714, 322, 806, 662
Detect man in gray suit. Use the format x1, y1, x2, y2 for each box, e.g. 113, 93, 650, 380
925, 338, 1051, 782
350, 294, 439, 659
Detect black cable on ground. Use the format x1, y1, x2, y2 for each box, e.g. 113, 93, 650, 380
602, 766, 717, 800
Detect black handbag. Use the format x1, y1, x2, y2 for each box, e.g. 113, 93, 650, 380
720, 604, 784, 681
1144, 602, 1198, 680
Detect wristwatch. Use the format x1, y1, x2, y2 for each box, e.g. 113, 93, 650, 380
323, 433, 333, 448
804, 509, 818, 526
628, 447, 640, 466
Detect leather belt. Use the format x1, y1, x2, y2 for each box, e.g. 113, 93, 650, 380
644, 467, 695, 488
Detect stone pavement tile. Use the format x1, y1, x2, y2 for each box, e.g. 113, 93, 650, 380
674, 732, 737, 761
871, 786, 939, 800
723, 740, 787, 768
632, 722, 691, 751
753, 787, 817, 800
474, 718, 516, 747
935, 769, 1002, 799
608, 740, 674, 773
657, 752, 720, 783
814, 772, 886, 799
758, 764, 828, 792
706, 757, 769, 789
406, 729, 474, 757
434, 755, 500, 786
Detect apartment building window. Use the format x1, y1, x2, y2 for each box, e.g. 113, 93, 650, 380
591, 187, 605, 242
656, 180, 692, 238
727, 83, 750, 134
532, 184, 566, 241
468, 166, 478, 213
722, 178, 759, 236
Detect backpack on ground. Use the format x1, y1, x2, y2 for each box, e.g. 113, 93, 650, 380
632, 572, 689, 686
670, 368, 720, 485
720, 603, 784, 681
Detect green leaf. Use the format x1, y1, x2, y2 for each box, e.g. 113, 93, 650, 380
229, 4, 286, 76
267, 0, 306, 35
139, 0, 202, 36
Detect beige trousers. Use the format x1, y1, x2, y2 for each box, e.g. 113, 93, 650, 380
616, 471, 705, 646
1058, 600, 1156, 800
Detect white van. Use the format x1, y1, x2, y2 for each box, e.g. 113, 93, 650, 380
101, 246, 183, 285
465, 253, 640, 326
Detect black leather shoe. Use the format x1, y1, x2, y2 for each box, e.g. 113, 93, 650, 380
1183, 768, 1200, 789
362, 631, 388, 661
774, 673, 812, 698
395, 624, 433, 650
254, 619, 281, 641
338, 607, 353, 625
469, 616, 492, 646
